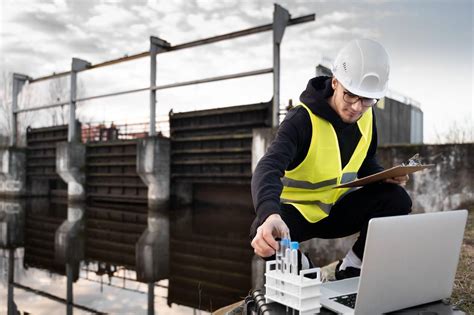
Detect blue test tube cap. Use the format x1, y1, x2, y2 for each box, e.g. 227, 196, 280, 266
290, 241, 299, 250
281, 238, 290, 246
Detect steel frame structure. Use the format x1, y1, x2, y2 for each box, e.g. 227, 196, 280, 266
10, 5, 315, 145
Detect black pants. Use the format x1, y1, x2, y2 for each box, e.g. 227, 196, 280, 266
250, 183, 412, 260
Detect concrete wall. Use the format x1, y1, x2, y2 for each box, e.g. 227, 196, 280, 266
302, 143, 474, 266
377, 143, 474, 212
251, 131, 473, 267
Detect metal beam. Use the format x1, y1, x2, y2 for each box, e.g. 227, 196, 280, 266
69, 58, 91, 142
152, 68, 273, 91
272, 4, 290, 127
15, 68, 272, 113
28, 13, 315, 83
10, 73, 30, 147
150, 36, 171, 136
13, 282, 104, 314
15, 100, 70, 114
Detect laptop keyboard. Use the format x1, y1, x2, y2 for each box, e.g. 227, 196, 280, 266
330, 293, 357, 309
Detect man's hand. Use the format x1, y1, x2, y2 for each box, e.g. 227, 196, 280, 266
385, 174, 409, 186
251, 214, 290, 257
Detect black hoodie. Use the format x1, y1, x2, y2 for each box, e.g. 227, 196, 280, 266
251, 76, 384, 225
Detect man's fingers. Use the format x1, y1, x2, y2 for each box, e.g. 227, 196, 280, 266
385, 174, 409, 185
251, 228, 276, 257
250, 214, 291, 258
262, 228, 279, 251
252, 235, 276, 257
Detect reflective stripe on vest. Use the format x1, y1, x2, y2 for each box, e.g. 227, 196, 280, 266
280, 103, 373, 223
281, 171, 358, 190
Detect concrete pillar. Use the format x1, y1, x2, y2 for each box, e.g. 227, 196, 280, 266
251, 128, 277, 288
54, 201, 84, 306
0, 199, 25, 249
0, 148, 26, 197
251, 128, 278, 172
136, 136, 170, 283
55, 140, 85, 301
56, 141, 86, 202
0, 200, 24, 315
55, 203, 85, 265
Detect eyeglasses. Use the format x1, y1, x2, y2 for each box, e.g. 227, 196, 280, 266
343, 90, 378, 107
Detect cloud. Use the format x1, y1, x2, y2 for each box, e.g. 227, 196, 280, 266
85, 3, 141, 30
13, 11, 68, 34
318, 11, 359, 24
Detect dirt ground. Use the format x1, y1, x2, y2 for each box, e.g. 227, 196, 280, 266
450, 206, 474, 313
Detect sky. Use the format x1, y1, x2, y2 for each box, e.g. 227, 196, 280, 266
0, 0, 472, 143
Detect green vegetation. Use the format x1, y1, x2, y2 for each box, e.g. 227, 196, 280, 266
451, 206, 474, 313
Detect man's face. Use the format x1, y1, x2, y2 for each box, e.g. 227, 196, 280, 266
330, 78, 372, 124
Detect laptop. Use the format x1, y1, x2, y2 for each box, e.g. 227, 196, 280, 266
320, 209, 468, 315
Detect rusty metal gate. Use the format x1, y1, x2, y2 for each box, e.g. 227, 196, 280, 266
24, 198, 66, 274
85, 140, 148, 269
168, 102, 270, 310
170, 101, 270, 184
26, 125, 69, 203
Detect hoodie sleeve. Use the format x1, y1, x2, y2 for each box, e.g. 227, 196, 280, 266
357, 112, 384, 178
251, 106, 311, 226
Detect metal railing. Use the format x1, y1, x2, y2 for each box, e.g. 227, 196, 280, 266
9, 5, 315, 146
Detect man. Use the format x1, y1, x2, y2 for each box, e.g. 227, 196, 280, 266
250, 38, 412, 280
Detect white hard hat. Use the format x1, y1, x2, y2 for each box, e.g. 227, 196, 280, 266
332, 38, 390, 99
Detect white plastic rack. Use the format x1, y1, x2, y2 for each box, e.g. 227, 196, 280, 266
265, 260, 322, 315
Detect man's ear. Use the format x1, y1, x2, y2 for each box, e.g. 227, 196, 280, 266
331, 77, 337, 90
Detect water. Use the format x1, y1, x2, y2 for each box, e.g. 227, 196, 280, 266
0, 195, 254, 314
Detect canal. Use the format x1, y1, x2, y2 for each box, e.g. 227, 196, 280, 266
0, 189, 255, 314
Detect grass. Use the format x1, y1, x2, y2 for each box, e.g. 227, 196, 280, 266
450, 206, 474, 313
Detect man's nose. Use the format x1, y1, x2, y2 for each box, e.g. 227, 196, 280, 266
351, 99, 363, 111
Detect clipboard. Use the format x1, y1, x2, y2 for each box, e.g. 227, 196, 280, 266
334, 164, 435, 188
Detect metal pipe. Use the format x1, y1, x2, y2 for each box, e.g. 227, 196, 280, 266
13, 282, 104, 314
150, 37, 170, 136
69, 58, 91, 142
272, 4, 290, 127
66, 263, 73, 315
148, 282, 155, 315
69, 67, 77, 142
150, 41, 157, 136
10, 73, 29, 146
15, 68, 272, 114
273, 43, 280, 127
28, 14, 315, 84
14, 100, 69, 114
152, 68, 273, 91
7, 249, 15, 315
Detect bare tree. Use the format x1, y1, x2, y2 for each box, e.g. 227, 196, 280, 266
434, 117, 474, 144
0, 71, 35, 146
47, 76, 87, 126
48, 76, 70, 126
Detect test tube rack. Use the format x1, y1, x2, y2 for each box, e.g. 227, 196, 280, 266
265, 260, 322, 315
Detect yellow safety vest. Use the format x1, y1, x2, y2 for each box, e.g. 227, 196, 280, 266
280, 103, 373, 223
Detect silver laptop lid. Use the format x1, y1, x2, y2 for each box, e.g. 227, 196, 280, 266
355, 210, 468, 315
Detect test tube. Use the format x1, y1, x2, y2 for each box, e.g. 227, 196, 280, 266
290, 242, 299, 275
280, 238, 290, 273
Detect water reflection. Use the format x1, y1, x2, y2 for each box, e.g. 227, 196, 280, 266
0, 191, 254, 314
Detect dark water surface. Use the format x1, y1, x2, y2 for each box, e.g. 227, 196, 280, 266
0, 193, 254, 314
